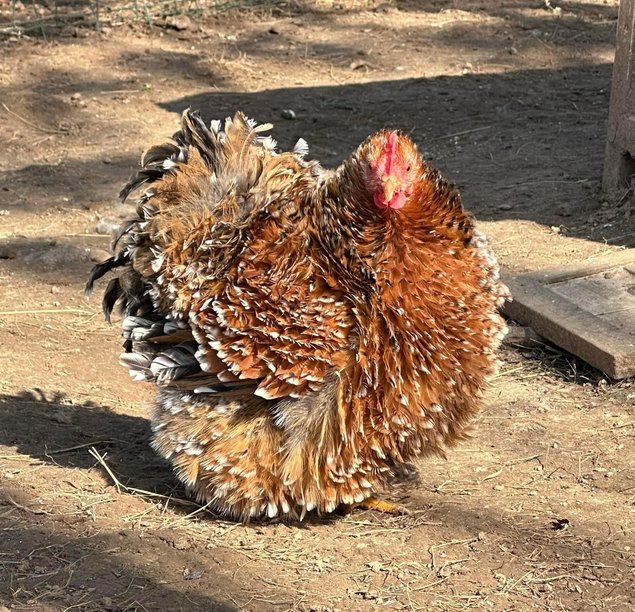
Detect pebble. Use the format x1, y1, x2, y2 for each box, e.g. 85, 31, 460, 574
281, 108, 297, 120
0, 246, 17, 259
497, 204, 512, 211
165, 15, 192, 31
349, 60, 367, 70
50, 411, 72, 424
182, 567, 204, 580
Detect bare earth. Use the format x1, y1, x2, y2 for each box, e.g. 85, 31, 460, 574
0, 1, 634, 610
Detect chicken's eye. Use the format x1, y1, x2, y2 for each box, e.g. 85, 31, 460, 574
406, 164, 412, 172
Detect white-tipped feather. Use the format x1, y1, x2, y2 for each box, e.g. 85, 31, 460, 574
293, 137, 309, 157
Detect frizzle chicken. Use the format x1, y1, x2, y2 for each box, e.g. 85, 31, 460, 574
87, 110, 508, 521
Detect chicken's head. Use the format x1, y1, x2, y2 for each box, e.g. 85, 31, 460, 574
362, 130, 419, 210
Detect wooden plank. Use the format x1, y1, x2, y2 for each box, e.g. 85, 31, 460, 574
503, 250, 635, 379
523, 248, 635, 283
549, 269, 635, 329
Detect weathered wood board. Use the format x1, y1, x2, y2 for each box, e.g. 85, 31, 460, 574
503, 249, 635, 379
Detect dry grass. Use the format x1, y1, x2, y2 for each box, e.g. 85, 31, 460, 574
0, 0, 289, 36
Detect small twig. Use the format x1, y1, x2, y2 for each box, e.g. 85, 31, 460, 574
529, 574, 577, 583
183, 499, 215, 519
598, 421, 635, 431
490, 365, 525, 379
432, 126, 492, 141
89, 447, 122, 494
3, 495, 52, 515
507, 454, 542, 465
0, 454, 41, 461
99, 89, 144, 94
429, 538, 477, 570
481, 468, 503, 482
88, 447, 200, 506
2, 103, 61, 135
498, 178, 591, 189
328, 64, 349, 86
411, 577, 447, 591
0, 308, 94, 316
48, 441, 115, 455
63, 233, 111, 238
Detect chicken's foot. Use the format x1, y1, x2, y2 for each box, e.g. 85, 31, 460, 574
341, 496, 410, 516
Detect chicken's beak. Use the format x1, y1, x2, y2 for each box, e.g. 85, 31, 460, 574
382, 176, 398, 203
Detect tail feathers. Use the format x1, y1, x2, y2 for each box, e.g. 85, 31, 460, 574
120, 167, 166, 203
86, 257, 134, 325
120, 341, 199, 384
122, 315, 190, 343
118, 109, 214, 203
141, 142, 184, 168
177, 110, 222, 168
225, 112, 274, 162
118, 109, 268, 204
120, 315, 263, 392
84, 256, 127, 296
120, 339, 260, 394
150, 344, 201, 383
119, 352, 154, 382
122, 315, 209, 386
102, 277, 122, 323
86, 257, 151, 326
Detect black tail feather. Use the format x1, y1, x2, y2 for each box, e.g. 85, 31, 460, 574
87, 108, 226, 328
118, 109, 221, 204
102, 277, 122, 323
111, 218, 141, 252
119, 169, 165, 203
141, 143, 181, 167
84, 257, 127, 296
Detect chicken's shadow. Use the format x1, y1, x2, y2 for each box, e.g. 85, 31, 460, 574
0, 388, 173, 493
0, 388, 342, 526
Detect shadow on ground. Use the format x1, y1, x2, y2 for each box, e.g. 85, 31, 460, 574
4, 63, 627, 241
0, 389, 172, 493
0, 518, 238, 611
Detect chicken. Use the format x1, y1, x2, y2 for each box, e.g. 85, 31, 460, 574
87, 110, 508, 521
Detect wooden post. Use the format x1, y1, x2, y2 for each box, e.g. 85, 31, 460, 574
603, 0, 635, 198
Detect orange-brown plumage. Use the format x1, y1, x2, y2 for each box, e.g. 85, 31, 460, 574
87, 112, 508, 521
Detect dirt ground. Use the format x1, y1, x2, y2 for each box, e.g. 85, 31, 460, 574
0, 1, 634, 610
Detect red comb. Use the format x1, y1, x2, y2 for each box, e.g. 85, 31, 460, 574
384, 131, 399, 175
